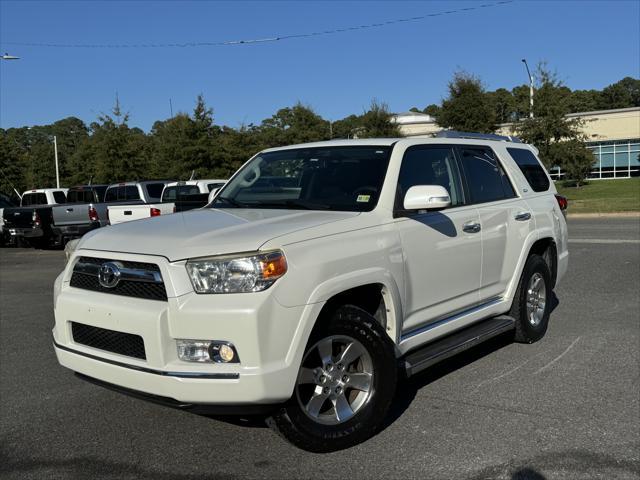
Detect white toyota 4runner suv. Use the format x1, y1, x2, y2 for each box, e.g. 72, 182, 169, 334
53, 133, 569, 452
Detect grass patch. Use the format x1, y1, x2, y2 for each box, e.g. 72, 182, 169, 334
555, 178, 640, 214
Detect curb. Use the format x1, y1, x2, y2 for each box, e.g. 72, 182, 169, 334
567, 212, 640, 218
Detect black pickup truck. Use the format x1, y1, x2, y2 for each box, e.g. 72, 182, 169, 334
2, 189, 67, 247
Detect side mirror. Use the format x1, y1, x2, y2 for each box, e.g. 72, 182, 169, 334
403, 185, 451, 210
207, 188, 220, 204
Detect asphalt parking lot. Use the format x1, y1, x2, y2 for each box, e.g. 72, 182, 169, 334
1, 217, 639, 480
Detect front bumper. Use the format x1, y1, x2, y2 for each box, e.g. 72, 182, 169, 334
53, 253, 317, 405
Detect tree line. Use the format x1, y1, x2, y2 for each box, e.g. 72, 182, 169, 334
0, 98, 400, 197
1, 67, 637, 197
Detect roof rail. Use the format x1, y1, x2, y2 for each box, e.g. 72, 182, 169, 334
435, 130, 522, 143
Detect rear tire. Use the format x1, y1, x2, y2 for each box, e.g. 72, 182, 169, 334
510, 254, 552, 343
267, 305, 397, 452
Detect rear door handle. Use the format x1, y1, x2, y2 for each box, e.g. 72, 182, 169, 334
66, 208, 73, 212
515, 212, 531, 221
124, 211, 132, 215
463, 221, 481, 233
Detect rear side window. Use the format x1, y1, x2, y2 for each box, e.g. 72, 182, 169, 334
94, 186, 107, 202
459, 146, 515, 204
53, 191, 67, 204
397, 146, 465, 208
22, 193, 47, 206
507, 148, 550, 192
144, 183, 165, 200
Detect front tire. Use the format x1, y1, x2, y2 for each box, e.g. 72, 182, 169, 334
510, 254, 553, 343
267, 305, 397, 452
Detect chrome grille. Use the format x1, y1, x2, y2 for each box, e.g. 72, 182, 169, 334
70, 256, 167, 301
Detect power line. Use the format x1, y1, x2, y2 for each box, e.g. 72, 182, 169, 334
1, 1, 514, 49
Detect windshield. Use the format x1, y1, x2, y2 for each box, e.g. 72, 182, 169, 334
212, 146, 392, 211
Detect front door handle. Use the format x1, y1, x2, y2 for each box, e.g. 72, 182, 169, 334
463, 221, 481, 233
515, 212, 531, 221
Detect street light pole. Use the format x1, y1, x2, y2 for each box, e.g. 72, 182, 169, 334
53, 135, 60, 188
521, 58, 534, 119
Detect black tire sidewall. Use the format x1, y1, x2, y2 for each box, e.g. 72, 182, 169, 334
270, 305, 397, 452
513, 255, 552, 342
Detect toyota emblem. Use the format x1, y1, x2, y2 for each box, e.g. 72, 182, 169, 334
98, 262, 121, 288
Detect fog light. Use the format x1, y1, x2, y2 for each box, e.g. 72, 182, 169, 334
176, 340, 239, 363
216, 344, 235, 363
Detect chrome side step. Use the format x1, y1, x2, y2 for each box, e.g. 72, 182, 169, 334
403, 315, 515, 377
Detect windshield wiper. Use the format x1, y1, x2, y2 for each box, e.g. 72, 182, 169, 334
214, 196, 251, 208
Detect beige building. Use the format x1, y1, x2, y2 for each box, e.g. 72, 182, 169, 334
393, 107, 640, 179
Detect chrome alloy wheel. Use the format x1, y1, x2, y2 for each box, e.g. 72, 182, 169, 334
526, 272, 547, 326
295, 335, 373, 425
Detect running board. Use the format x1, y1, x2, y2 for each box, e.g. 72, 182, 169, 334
403, 315, 515, 377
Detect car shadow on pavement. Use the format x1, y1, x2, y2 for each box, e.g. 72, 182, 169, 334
382, 292, 560, 432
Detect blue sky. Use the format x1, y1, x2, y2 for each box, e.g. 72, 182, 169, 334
1, 0, 638, 131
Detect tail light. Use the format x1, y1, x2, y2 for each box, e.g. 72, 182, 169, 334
172, 205, 177, 213
106, 208, 110, 223
555, 194, 568, 211
88, 206, 99, 222
32, 211, 41, 227
150, 208, 161, 217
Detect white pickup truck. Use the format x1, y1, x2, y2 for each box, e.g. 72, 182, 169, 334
54, 133, 569, 452
107, 179, 226, 225
103, 181, 171, 225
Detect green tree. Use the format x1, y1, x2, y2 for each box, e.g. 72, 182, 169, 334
600, 77, 640, 109
258, 103, 330, 146
556, 140, 595, 187
437, 72, 496, 133
566, 89, 602, 113
87, 99, 151, 183
516, 65, 594, 186
358, 100, 401, 138
487, 88, 516, 124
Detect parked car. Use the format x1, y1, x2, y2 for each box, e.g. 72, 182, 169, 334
50, 185, 109, 244
0, 193, 19, 246
53, 133, 569, 452
2, 188, 68, 247
107, 179, 226, 224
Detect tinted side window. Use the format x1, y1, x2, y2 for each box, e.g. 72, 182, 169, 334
94, 186, 107, 202
459, 147, 515, 204
53, 191, 67, 204
397, 146, 464, 208
104, 187, 118, 202
145, 183, 165, 200
507, 148, 550, 192
125, 186, 141, 201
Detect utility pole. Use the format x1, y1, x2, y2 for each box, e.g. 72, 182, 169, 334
521, 58, 534, 119
53, 135, 60, 188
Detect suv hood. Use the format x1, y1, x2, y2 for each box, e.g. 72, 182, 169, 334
79, 208, 360, 261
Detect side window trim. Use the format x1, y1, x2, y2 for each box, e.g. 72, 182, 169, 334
454, 145, 519, 206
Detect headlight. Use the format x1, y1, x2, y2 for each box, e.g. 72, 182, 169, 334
64, 239, 80, 265
186, 250, 287, 294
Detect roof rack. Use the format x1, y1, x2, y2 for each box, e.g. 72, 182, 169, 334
434, 130, 522, 143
